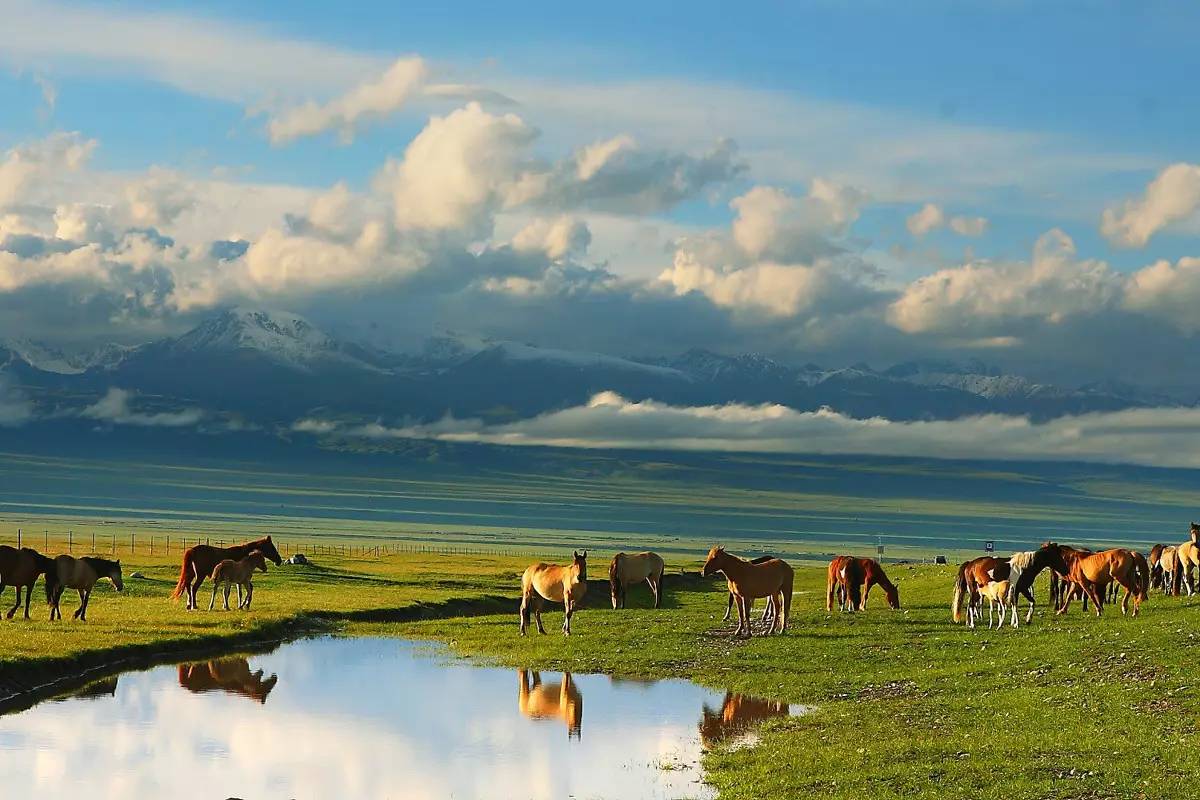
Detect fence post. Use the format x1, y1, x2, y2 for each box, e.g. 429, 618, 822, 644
92, 532, 95, 552
44, 530, 48, 550
69, 530, 72, 553
130, 533, 135, 554
16, 528, 20, 549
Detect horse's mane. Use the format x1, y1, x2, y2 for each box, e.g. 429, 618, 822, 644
1009, 551, 1036, 570
82, 556, 120, 573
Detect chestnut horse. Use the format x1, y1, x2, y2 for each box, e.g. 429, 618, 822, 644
701, 546, 792, 637
1039, 543, 1147, 616
520, 550, 587, 636
827, 556, 900, 612
178, 658, 279, 703
0, 545, 58, 620
608, 551, 665, 609
171, 536, 282, 610
1147, 543, 1165, 591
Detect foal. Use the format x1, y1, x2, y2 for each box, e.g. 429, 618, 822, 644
208, 551, 268, 611
973, 579, 1011, 630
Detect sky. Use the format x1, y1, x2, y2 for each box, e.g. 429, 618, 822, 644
3, 0, 1200, 390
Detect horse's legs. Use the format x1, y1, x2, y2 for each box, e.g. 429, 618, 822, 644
562, 596, 572, 636
1023, 587, 1035, 625
1085, 583, 1104, 617
736, 595, 751, 637
23, 582, 33, 620
533, 595, 547, 635
209, 582, 219, 611
222, 584, 231, 611
723, 591, 734, 623
6, 586, 21, 620
861, 579, 873, 611
243, 581, 253, 610
235, 583, 244, 609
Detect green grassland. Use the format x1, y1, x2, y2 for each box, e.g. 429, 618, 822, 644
1, 541, 1195, 800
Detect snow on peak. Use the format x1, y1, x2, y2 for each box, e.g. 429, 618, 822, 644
172, 308, 372, 371
2, 338, 134, 374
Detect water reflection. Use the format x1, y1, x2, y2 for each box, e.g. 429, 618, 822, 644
177, 658, 278, 704
0, 637, 797, 800
56, 676, 119, 701
517, 669, 582, 739
699, 692, 791, 747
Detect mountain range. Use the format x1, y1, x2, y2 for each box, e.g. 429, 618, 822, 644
0, 307, 1187, 429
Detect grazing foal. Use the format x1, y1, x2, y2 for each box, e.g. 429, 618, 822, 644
208, 550, 269, 610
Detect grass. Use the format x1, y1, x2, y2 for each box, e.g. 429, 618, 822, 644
0, 531, 1197, 798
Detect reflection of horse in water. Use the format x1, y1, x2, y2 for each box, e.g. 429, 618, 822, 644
699, 692, 789, 746
517, 669, 582, 739
178, 657, 279, 704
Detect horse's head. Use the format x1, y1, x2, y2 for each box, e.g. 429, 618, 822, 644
609, 553, 623, 609
109, 560, 124, 592
572, 550, 587, 582
884, 583, 900, 609
701, 545, 725, 577
250, 550, 269, 573
259, 536, 283, 566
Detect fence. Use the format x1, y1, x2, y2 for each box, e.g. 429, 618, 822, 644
5, 527, 582, 561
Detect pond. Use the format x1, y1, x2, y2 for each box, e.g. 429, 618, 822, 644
0, 637, 800, 800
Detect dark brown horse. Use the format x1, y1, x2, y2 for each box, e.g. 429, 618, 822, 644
0, 546, 58, 620
171, 537, 282, 610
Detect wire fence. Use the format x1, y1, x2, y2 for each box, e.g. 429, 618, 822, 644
4, 527, 589, 562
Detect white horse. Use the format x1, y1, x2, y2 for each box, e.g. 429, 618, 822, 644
974, 579, 1011, 630
1005, 551, 1037, 628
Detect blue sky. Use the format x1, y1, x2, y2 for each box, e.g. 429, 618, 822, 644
1, 0, 1199, 388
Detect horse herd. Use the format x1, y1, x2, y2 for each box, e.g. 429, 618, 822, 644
0, 535, 283, 621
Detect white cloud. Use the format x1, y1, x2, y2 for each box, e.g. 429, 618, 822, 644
1123, 256, 1200, 332
1101, 163, 1200, 248
81, 388, 203, 427
732, 182, 863, 261
887, 229, 1121, 334
0, 375, 32, 426
906, 203, 988, 238
266, 57, 428, 144
0, 132, 96, 208
511, 217, 591, 260
123, 168, 195, 227
298, 391, 1200, 469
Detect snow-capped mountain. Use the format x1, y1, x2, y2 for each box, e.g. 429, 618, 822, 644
885, 360, 1065, 401
1, 339, 135, 374
165, 308, 385, 373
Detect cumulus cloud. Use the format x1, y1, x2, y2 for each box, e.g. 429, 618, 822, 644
906, 203, 989, 238
511, 216, 591, 260
266, 57, 428, 144
887, 229, 1121, 334
81, 388, 203, 427
294, 391, 1200, 469
1123, 256, 1200, 332
0, 132, 96, 208
1102, 163, 1200, 248
731, 182, 863, 261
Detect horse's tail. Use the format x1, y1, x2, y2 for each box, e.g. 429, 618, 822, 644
952, 562, 969, 623
825, 561, 837, 612
170, 552, 191, 601
1132, 550, 1150, 601
43, 558, 58, 605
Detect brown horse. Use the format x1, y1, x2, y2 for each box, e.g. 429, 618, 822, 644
1040, 543, 1147, 616
171, 536, 282, 610
49, 555, 123, 621
178, 657, 278, 703
827, 556, 900, 612
518, 669, 582, 739
0, 546, 58, 620
208, 551, 269, 611
724, 555, 778, 624
1159, 545, 1182, 597
1171, 523, 1200, 596
608, 551, 665, 609
1148, 543, 1165, 591
701, 546, 792, 637
519, 550, 587, 636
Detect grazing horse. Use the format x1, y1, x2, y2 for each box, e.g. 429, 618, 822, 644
826, 556, 862, 612
725, 555, 778, 624
518, 669, 582, 739
178, 658, 278, 703
171, 536, 282, 610
701, 546, 793, 637
827, 556, 900, 612
519, 551, 588, 636
0, 545, 59, 620
1040, 543, 1147, 616
608, 551, 665, 609
208, 550, 268, 611
49, 555, 123, 621
975, 579, 1011, 630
